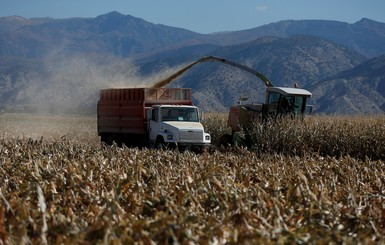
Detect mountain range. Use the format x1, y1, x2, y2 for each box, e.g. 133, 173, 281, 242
0, 11, 385, 114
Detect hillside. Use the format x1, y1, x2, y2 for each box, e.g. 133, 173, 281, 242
310, 55, 385, 114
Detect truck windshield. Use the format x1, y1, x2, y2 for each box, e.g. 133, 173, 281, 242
161, 107, 199, 122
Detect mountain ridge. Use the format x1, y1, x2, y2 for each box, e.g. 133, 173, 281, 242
1, 12, 385, 58
0, 12, 384, 115
199, 18, 385, 58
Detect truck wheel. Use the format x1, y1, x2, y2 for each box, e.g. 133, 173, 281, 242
155, 136, 166, 150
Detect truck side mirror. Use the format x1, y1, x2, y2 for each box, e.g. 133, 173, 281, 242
200, 110, 205, 121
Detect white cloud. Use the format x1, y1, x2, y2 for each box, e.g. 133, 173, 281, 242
255, 5, 268, 12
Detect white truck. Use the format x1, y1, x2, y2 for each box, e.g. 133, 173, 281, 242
97, 87, 211, 150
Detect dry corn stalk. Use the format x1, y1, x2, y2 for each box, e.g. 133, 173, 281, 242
0, 113, 384, 244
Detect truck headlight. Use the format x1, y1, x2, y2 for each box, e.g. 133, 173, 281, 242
205, 135, 210, 140
167, 135, 173, 140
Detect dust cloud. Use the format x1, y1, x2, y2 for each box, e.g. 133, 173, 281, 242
19, 54, 148, 115
5, 52, 193, 116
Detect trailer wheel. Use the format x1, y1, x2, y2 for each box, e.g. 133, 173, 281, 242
101, 133, 114, 146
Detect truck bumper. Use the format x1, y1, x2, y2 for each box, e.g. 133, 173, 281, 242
176, 143, 210, 152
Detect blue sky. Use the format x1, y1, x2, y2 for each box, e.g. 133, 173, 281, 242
1, 0, 384, 33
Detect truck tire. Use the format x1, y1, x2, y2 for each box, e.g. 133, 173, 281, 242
155, 136, 166, 150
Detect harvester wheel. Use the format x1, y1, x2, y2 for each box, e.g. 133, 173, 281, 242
218, 134, 233, 147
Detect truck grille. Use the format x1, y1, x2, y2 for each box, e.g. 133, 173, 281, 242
180, 130, 202, 142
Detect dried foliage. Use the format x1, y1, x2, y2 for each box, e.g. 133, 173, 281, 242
203, 114, 385, 160
0, 113, 384, 244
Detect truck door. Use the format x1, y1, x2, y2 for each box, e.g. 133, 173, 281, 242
149, 107, 160, 141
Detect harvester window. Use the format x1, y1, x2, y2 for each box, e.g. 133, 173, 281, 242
268, 92, 280, 104
293, 97, 304, 116
280, 96, 304, 116
278, 96, 296, 113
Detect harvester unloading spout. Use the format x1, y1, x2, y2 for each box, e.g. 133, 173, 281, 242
151, 56, 273, 88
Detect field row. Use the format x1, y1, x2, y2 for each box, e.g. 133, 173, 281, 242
1, 138, 384, 244
204, 114, 385, 160
0, 113, 384, 243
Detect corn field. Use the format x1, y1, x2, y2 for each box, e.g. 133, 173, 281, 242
0, 113, 384, 244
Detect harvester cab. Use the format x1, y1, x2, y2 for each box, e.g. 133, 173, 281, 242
266, 86, 312, 117
228, 86, 312, 132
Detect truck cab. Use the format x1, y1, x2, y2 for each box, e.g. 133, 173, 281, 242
148, 105, 211, 150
